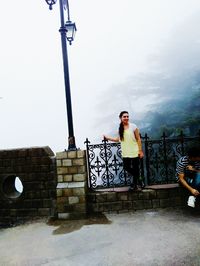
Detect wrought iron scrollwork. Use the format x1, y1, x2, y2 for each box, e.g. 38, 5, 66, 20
86, 132, 200, 189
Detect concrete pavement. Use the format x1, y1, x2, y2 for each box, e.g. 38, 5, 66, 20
0, 207, 200, 266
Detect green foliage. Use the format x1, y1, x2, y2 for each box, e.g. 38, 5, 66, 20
143, 86, 200, 138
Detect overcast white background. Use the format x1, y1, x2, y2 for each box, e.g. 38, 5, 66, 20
0, 0, 200, 153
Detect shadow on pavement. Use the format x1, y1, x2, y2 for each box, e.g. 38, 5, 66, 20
47, 213, 112, 235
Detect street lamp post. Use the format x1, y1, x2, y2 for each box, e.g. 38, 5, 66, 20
45, 0, 77, 150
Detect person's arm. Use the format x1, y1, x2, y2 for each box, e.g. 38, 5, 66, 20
103, 135, 119, 142
134, 128, 144, 158
187, 165, 200, 173
178, 173, 200, 196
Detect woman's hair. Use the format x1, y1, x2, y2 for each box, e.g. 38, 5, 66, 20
118, 111, 128, 141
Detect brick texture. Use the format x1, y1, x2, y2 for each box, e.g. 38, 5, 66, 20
56, 150, 87, 219
0, 147, 57, 226
87, 185, 189, 213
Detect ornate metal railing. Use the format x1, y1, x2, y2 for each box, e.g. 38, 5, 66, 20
85, 131, 200, 189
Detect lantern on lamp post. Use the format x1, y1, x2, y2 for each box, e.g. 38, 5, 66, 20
65, 20, 77, 45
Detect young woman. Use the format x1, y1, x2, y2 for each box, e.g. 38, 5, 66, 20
104, 111, 144, 190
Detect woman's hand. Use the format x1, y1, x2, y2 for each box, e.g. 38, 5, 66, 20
103, 135, 108, 141
138, 150, 144, 158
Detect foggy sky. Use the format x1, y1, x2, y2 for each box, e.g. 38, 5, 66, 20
0, 0, 200, 152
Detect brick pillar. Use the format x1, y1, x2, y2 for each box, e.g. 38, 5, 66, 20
56, 150, 87, 219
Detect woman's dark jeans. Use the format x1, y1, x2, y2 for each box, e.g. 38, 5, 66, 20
123, 157, 139, 187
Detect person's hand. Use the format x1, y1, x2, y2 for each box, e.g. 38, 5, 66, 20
187, 165, 195, 171
191, 188, 200, 196
103, 135, 108, 141
138, 150, 144, 158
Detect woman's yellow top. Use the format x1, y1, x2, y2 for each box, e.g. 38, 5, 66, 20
120, 123, 139, 158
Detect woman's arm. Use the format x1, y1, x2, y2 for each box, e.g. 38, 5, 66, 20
178, 173, 200, 196
134, 128, 144, 158
103, 135, 119, 142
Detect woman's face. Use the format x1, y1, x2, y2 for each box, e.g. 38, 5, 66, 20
120, 113, 129, 124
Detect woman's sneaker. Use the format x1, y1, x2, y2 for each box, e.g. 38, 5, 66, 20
128, 185, 135, 192
129, 185, 142, 192
187, 196, 196, 208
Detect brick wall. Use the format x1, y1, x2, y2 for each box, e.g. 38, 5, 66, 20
56, 149, 87, 219
87, 185, 189, 213
0, 147, 57, 226
0, 145, 191, 226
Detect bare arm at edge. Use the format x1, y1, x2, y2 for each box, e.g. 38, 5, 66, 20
103, 135, 119, 142
134, 128, 144, 158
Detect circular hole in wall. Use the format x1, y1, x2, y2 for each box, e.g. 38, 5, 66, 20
15, 177, 23, 193
2, 175, 24, 199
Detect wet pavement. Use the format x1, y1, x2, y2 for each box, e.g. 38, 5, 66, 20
1, 207, 200, 266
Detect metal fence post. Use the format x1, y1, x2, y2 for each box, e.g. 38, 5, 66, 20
102, 138, 110, 187
162, 132, 169, 183
144, 133, 150, 185
84, 138, 92, 189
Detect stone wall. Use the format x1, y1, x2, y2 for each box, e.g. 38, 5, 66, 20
0, 147, 57, 226
87, 184, 189, 213
56, 150, 87, 219
0, 145, 192, 226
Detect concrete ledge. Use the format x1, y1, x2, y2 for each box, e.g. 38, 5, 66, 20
146, 184, 179, 189
94, 184, 180, 192
57, 182, 85, 189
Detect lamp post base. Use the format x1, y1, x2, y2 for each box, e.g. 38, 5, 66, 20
68, 136, 77, 151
